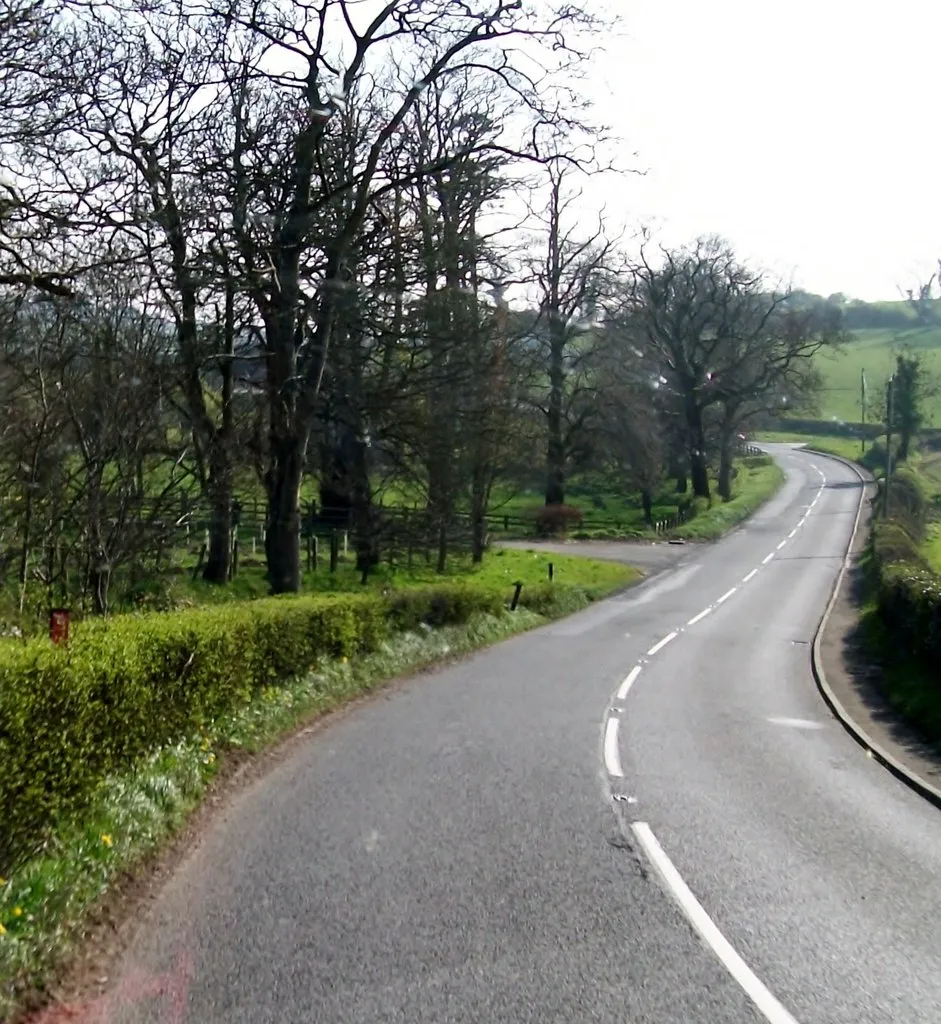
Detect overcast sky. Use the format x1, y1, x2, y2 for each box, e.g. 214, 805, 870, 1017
585, 0, 941, 300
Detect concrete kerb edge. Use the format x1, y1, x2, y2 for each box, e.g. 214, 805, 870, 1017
804, 447, 941, 811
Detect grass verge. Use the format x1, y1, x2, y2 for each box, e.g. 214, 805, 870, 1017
755, 431, 869, 463
672, 459, 785, 541
0, 574, 626, 1019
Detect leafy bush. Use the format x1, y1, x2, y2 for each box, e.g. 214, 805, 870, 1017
385, 585, 503, 632
0, 584, 496, 871
531, 504, 584, 537
868, 469, 941, 713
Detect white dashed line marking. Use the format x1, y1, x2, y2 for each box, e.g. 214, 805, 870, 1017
617, 666, 642, 701
604, 717, 623, 777
776, 540, 787, 550
687, 607, 712, 625
647, 631, 678, 656
742, 569, 758, 583
762, 553, 775, 564
788, 528, 798, 538
716, 587, 737, 605
631, 824, 799, 1024
767, 716, 824, 730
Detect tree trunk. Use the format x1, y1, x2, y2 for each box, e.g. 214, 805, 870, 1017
545, 333, 566, 505
348, 433, 377, 573
685, 400, 710, 499
91, 557, 110, 616
641, 488, 653, 526
265, 437, 305, 593
471, 464, 488, 564
898, 428, 911, 463
436, 517, 448, 574
717, 439, 733, 502
202, 455, 233, 584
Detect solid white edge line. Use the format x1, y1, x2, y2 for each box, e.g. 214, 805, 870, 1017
647, 631, 678, 656
604, 716, 623, 777
631, 823, 799, 1024
617, 666, 642, 701
687, 607, 712, 626
742, 569, 758, 583
716, 587, 737, 604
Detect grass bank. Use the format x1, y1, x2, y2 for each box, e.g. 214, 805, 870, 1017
0, 558, 635, 1019
671, 457, 784, 541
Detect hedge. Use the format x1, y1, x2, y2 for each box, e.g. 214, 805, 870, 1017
0, 584, 503, 871
868, 468, 941, 707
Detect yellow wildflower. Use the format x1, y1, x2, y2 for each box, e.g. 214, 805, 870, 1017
12, 907, 22, 917
0, 876, 5, 886
0, 923, 6, 936
100, 834, 113, 847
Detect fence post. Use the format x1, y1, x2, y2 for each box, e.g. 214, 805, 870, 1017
330, 531, 339, 573
510, 581, 524, 611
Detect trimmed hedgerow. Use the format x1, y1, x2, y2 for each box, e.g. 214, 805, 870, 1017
0, 585, 498, 871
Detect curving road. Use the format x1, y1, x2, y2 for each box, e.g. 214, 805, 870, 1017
103, 446, 941, 1024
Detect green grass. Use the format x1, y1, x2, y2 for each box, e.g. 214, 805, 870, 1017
672, 458, 785, 540
755, 431, 870, 463
906, 452, 941, 573
157, 549, 639, 609
813, 325, 941, 426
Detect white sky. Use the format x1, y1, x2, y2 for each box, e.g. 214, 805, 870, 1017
585, 0, 941, 300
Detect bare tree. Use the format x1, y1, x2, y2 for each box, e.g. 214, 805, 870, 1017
523, 162, 619, 506
624, 237, 842, 501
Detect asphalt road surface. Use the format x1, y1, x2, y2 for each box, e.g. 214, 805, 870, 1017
104, 446, 941, 1024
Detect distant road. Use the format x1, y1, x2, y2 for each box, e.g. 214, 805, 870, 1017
106, 446, 941, 1024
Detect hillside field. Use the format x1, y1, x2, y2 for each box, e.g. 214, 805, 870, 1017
814, 325, 941, 426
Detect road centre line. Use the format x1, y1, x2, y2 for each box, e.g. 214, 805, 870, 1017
762, 553, 775, 564
776, 540, 787, 550
742, 569, 758, 583
604, 717, 623, 777
617, 666, 642, 701
687, 607, 712, 626
647, 631, 678, 656
716, 587, 737, 605
788, 528, 798, 538
631, 824, 799, 1024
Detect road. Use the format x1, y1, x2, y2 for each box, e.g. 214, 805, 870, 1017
103, 446, 941, 1024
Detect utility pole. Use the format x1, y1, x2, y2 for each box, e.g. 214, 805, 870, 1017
860, 368, 867, 454
884, 374, 895, 519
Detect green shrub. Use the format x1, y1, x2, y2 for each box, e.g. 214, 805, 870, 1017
0, 584, 496, 871
531, 504, 584, 537
868, 467, 941, 720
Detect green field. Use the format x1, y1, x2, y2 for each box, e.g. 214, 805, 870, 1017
815, 325, 941, 426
